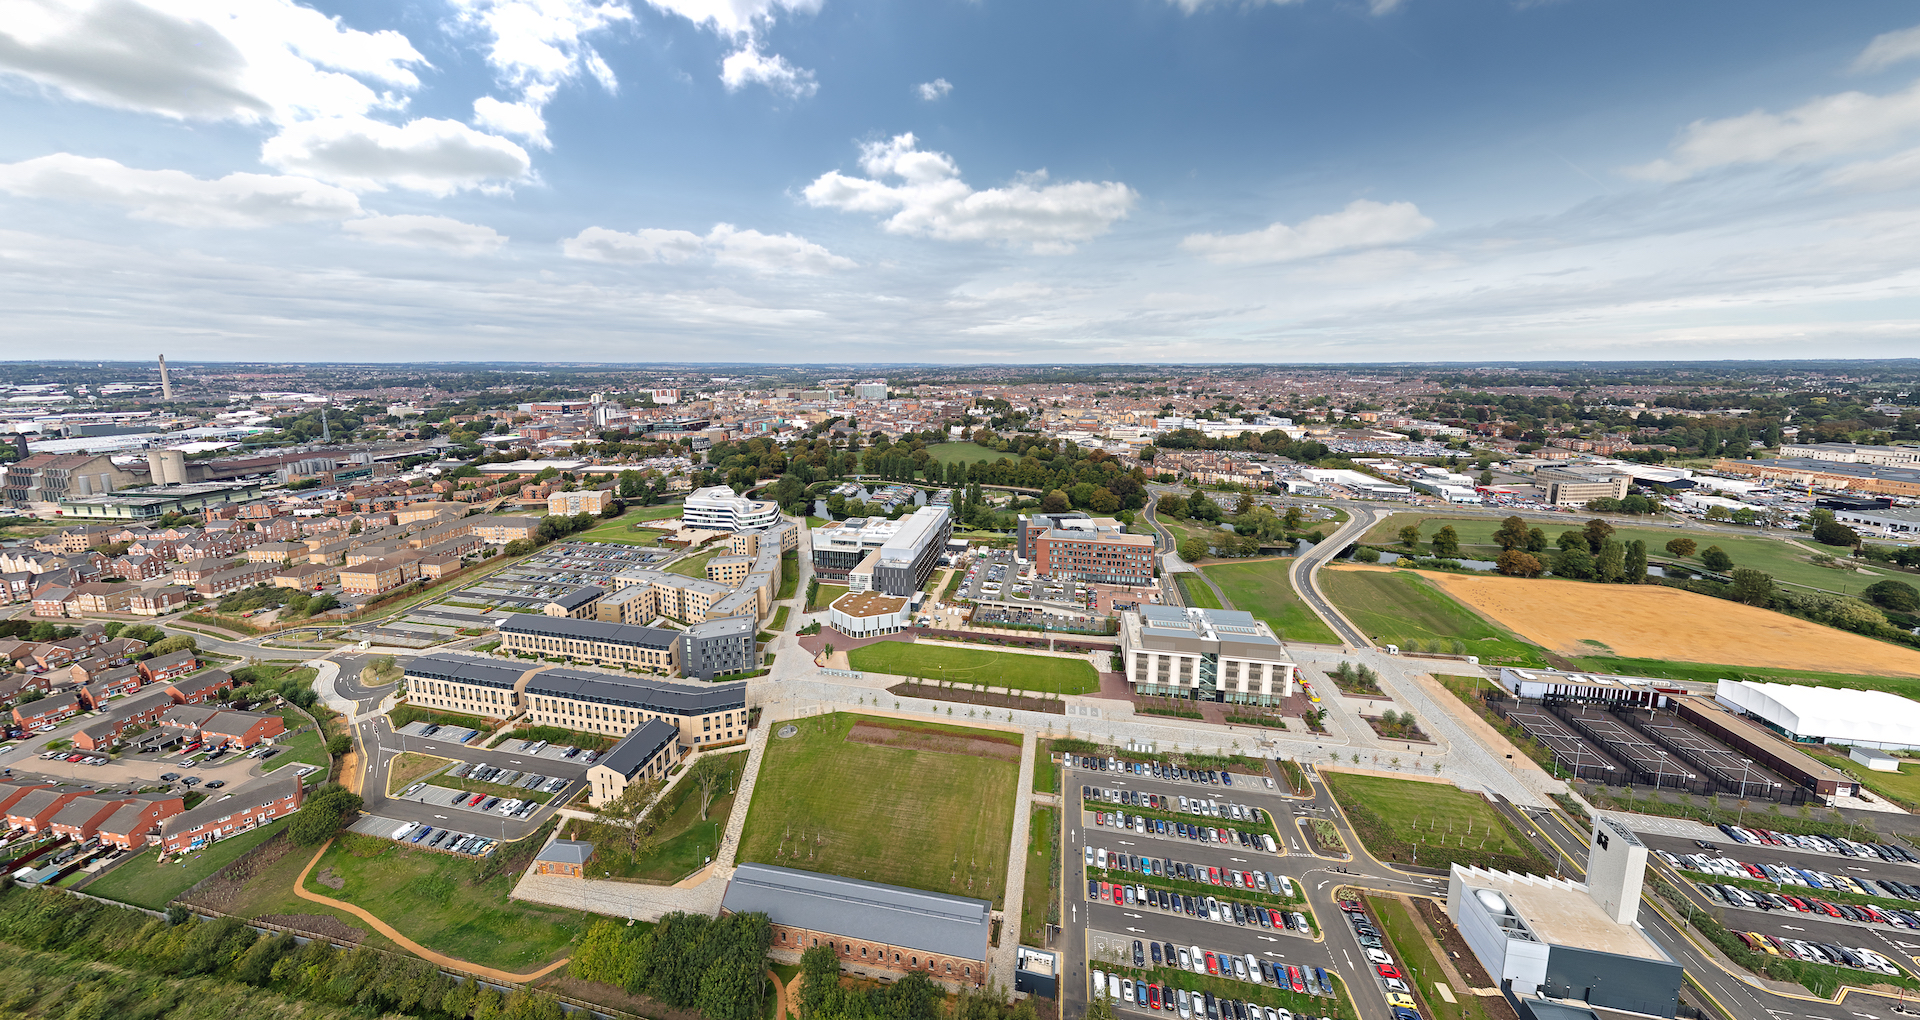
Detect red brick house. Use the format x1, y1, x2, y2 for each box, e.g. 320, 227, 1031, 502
196, 710, 286, 749
72, 688, 176, 751
0, 778, 57, 815
130, 586, 192, 615
77, 664, 145, 708
139, 650, 200, 684
30, 586, 73, 617
6, 786, 90, 833
163, 669, 231, 704
161, 773, 304, 854
12, 690, 80, 730
113, 553, 165, 580
97, 794, 186, 848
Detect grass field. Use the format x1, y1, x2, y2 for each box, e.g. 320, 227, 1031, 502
86, 821, 284, 910
1321, 568, 1547, 666
573, 505, 684, 545
304, 831, 587, 971
1175, 575, 1224, 610
737, 713, 1019, 906
666, 546, 722, 578
1803, 748, 1920, 810
1360, 513, 1869, 595
928, 442, 1012, 466
1327, 772, 1545, 872
846, 641, 1101, 694
1021, 807, 1056, 945
566, 749, 747, 882
1203, 559, 1341, 645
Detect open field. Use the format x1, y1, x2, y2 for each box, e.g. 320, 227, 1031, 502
564, 750, 747, 882
1320, 567, 1547, 666
666, 546, 722, 578
1326, 771, 1545, 872
846, 641, 1101, 694
303, 829, 585, 971
1360, 513, 1870, 595
86, 821, 284, 910
1176, 575, 1224, 610
1427, 571, 1920, 677
928, 442, 1011, 466
1203, 558, 1341, 645
737, 713, 1018, 906
573, 505, 684, 545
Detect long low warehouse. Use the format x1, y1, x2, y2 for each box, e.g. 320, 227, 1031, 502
1688, 689, 1858, 798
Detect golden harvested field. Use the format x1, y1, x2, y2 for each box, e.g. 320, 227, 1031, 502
1426, 572, 1920, 677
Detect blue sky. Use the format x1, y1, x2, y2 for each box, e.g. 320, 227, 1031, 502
5, 0, 1920, 363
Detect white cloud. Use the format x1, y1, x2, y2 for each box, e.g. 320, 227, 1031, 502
1180, 199, 1434, 263
1856, 24, 1920, 73
640, 0, 822, 37
803, 134, 1137, 252
343, 213, 505, 254
1628, 78, 1920, 180
1163, 0, 1303, 12
0, 152, 362, 227
562, 222, 853, 272
261, 116, 532, 195
916, 78, 952, 101
0, 0, 426, 123
720, 42, 817, 98
448, 0, 633, 147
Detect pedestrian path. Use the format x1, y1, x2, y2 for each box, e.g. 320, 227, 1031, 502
987, 730, 1037, 993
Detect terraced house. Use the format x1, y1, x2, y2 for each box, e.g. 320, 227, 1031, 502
161, 773, 305, 854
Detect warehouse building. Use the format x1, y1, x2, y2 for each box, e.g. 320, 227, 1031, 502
1118, 605, 1295, 706
723, 862, 991, 988
1718, 679, 1920, 754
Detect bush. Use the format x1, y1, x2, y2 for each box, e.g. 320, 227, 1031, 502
288, 783, 362, 846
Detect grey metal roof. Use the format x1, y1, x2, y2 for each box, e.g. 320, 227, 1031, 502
722, 862, 991, 961
594, 718, 679, 780
549, 586, 605, 611
405, 653, 531, 690
499, 614, 679, 650
525, 668, 745, 714
537, 839, 596, 864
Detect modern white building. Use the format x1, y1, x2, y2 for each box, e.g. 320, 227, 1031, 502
828, 590, 915, 638
853, 380, 888, 401
810, 506, 952, 596
1118, 605, 1295, 707
683, 485, 781, 531
1829, 504, 1920, 536
1717, 679, 1920, 751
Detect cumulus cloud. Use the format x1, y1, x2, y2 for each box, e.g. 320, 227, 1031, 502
342, 213, 505, 253
1180, 199, 1433, 264
0, 0, 425, 123
721, 43, 817, 98
448, 0, 633, 147
1856, 24, 1920, 73
641, 0, 822, 37
1628, 78, 1920, 180
0, 152, 362, 227
261, 116, 532, 195
803, 134, 1137, 253
916, 78, 952, 101
562, 222, 853, 273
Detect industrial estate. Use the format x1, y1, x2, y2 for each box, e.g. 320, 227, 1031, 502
3, 359, 1920, 1020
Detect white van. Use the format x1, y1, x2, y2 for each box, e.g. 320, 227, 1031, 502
1092, 970, 1106, 997
391, 822, 416, 841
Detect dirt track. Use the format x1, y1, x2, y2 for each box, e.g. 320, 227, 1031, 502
1426, 573, 1920, 677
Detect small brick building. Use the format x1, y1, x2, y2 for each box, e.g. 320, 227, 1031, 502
534, 839, 595, 877
721, 863, 991, 988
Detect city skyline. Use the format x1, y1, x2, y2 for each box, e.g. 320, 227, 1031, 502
6, 1, 1920, 362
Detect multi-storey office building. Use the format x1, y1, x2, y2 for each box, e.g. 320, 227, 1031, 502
809, 505, 950, 596
683, 485, 780, 531
1027, 520, 1154, 586
1118, 605, 1296, 707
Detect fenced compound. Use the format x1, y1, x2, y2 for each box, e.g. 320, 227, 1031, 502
1497, 703, 1620, 781
1636, 711, 1788, 800
1549, 702, 1709, 794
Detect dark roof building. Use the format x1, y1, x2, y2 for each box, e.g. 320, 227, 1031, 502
525, 667, 746, 717
722, 863, 991, 986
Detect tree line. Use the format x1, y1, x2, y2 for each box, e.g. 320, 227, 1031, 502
569, 913, 772, 1020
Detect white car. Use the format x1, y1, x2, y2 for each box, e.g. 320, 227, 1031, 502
1085, 846, 1094, 866
1091, 970, 1106, 997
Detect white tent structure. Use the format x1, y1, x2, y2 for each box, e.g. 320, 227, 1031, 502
1717, 680, 1920, 751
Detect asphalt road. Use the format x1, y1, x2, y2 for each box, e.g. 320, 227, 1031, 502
351, 712, 587, 840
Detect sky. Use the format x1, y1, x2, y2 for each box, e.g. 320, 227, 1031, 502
6, 1, 1920, 364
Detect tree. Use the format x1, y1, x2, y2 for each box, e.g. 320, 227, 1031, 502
1283, 506, 1304, 530
1624, 539, 1648, 584
1478, 469, 1494, 486
1156, 493, 1187, 518
1595, 539, 1624, 582
690, 754, 732, 820
1557, 530, 1590, 553
1431, 525, 1460, 558
1729, 568, 1775, 606
1584, 518, 1615, 550
1493, 516, 1530, 551
1554, 544, 1595, 579
325, 734, 351, 756
1863, 579, 1920, 614
1177, 536, 1208, 562
1813, 518, 1860, 548
1701, 545, 1733, 572
798, 943, 839, 1020
1666, 537, 1697, 558
146, 634, 197, 658
1186, 490, 1220, 522
596, 778, 665, 858
1398, 524, 1421, 549
1496, 550, 1544, 577
288, 783, 362, 846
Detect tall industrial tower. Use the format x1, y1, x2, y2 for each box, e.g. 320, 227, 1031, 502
158, 355, 172, 400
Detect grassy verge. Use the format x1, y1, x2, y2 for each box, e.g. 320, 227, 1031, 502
848, 641, 1101, 694
487, 723, 614, 752
737, 712, 1018, 907
260, 710, 328, 773
388, 705, 492, 734
1369, 895, 1493, 1020
770, 606, 790, 631
1203, 559, 1340, 644
1326, 771, 1546, 872
776, 551, 798, 600
1577, 785, 1871, 838
427, 772, 554, 804
1321, 568, 1547, 666
387, 751, 453, 795
1034, 738, 1057, 794
85, 822, 283, 910
1176, 575, 1225, 610
1021, 807, 1057, 944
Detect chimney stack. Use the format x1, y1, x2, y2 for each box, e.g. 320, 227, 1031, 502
158, 354, 172, 400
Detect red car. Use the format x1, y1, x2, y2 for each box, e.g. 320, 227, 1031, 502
1378, 964, 1402, 979
1287, 965, 1306, 993
1148, 985, 1162, 1009
1340, 900, 1364, 912
1113, 885, 1124, 904
468, 793, 487, 806
1206, 952, 1220, 976
1208, 867, 1221, 885
1099, 882, 1111, 901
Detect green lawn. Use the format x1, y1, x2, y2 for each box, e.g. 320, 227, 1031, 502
1021, 807, 1055, 945
1321, 568, 1547, 666
1360, 513, 1868, 595
572, 504, 685, 545
847, 641, 1101, 695
303, 828, 587, 971
259, 710, 328, 772
1326, 772, 1546, 872
1369, 896, 1498, 1020
1803, 748, 1920, 810
928, 442, 1012, 466
1176, 575, 1224, 610
776, 551, 798, 600
666, 546, 722, 578
1202, 559, 1341, 645
737, 713, 1019, 906
811, 583, 848, 610
566, 750, 746, 882
770, 606, 790, 631
86, 821, 285, 910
